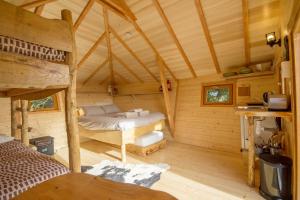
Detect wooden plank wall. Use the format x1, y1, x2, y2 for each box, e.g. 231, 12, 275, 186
114, 74, 278, 154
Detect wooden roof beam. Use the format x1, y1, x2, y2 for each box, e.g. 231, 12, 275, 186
34, 5, 45, 15
20, 0, 56, 9
95, 0, 136, 21
195, 0, 221, 74
132, 22, 177, 81
95, 1, 177, 81
77, 32, 106, 69
110, 26, 159, 82
74, 0, 95, 31
112, 53, 143, 83
152, 0, 197, 78
103, 7, 114, 84
82, 59, 108, 85
242, 0, 250, 65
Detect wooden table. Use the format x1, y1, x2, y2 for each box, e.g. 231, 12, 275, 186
235, 109, 293, 187
14, 173, 177, 200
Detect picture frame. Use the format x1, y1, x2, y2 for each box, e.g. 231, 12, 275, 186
29, 94, 60, 112
201, 82, 236, 106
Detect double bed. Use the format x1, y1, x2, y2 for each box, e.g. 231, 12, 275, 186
78, 105, 166, 162
0, 140, 69, 200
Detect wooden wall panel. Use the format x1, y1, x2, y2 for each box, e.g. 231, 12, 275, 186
113, 74, 278, 154
0, 98, 11, 134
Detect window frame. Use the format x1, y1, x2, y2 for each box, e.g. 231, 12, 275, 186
29, 94, 60, 113
201, 82, 236, 107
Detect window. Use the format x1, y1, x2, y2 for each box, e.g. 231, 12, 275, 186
29, 94, 60, 112
201, 82, 235, 106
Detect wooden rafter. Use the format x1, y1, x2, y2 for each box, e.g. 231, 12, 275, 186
34, 5, 44, 15
152, 0, 197, 78
114, 70, 130, 84
77, 32, 106, 69
195, 0, 221, 74
95, 1, 177, 81
74, 0, 95, 31
242, 0, 250, 65
20, 0, 56, 9
157, 56, 174, 136
82, 59, 108, 85
132, 22, 177, 81
112, 53, 143, 83
95, 0, 136, 21
103, 7, 114, 84
110, 26, 159, 82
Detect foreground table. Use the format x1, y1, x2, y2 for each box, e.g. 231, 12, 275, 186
14, 173, 177, 200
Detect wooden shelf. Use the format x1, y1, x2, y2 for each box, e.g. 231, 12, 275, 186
235, 109, 293, 121
224, 71, 274, 80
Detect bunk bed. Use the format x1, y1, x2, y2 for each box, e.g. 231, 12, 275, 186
0, 1, 175, 199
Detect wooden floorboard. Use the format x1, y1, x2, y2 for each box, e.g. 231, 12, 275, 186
55, 140, 263, 200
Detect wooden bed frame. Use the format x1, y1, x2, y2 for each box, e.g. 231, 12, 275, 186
79, 119, 165, 162
0, 0, 81, 172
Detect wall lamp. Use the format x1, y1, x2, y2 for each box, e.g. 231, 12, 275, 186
266, 32, 281, 47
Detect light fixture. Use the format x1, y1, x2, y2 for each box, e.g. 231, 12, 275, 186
266, 32, 281, 47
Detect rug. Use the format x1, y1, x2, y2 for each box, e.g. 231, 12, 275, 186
81, 160, 170, 188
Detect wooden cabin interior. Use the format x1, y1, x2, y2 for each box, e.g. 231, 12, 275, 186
0, 0, 300, 199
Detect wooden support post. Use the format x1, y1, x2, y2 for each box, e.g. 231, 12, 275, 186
62, 9, 81, 173
121, 144, 126, 163
246, 116, 255, 187
11, 99, 17, 137
157, 56, 175, 136
21, 100, 29, 146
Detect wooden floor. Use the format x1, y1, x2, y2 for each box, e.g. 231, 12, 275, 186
55, 140, 263, 200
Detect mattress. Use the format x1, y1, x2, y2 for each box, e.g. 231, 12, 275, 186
0, 141, 69, 200
134, 131, 164, 147
78, 112, 165, 131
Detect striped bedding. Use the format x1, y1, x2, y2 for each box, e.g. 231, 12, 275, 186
0, 140, 69, 200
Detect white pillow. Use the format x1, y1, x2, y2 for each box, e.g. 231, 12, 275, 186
0, 134, 14, 144
102, 104, 120, 114
81, 105, 105, 116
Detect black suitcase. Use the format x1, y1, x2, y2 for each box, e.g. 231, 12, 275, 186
29, 136, 54, 155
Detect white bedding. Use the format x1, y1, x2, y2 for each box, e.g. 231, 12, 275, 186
78, 112, 165, 131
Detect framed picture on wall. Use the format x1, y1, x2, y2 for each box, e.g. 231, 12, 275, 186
29, 94, 60, 112
201, 82, 235, 106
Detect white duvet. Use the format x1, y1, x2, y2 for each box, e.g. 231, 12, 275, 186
78, 112, 165, 131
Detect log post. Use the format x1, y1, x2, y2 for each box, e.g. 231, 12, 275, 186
157, 56, 175, 136
61, 9, 81, 173
11, 98, 17, 137
21, 100, 29, 146
246, 116, 255, 187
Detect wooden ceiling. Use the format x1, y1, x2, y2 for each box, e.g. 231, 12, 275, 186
5, 0, 281, 86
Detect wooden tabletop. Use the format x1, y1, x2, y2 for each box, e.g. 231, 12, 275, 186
235, 109, 293, 121
14, 173, 177, 200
